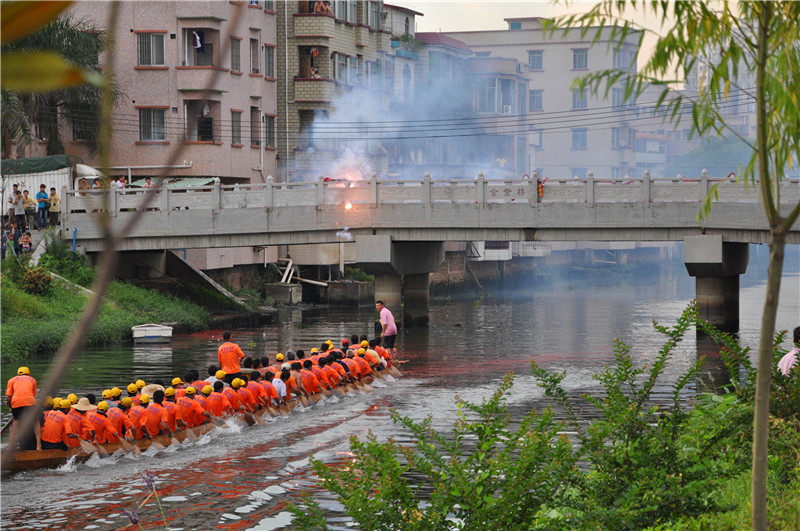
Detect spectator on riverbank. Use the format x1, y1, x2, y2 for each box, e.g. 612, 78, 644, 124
4, 219, 21, 256
48, 187, 60, 227
22, 190, 36, 230
778, 326, 800, 376
35, 184, 49, 230
19, 232, 32, 254
12, 189, 26, 231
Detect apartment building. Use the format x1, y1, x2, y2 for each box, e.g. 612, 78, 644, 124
63, 1, 278, 183
275, 0, 391, 182
444, 17, 642, 180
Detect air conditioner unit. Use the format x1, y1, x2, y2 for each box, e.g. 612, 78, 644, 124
380, 12, 388, 21
502, 105, 512, 114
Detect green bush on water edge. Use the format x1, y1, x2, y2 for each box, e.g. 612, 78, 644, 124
1, 257, 212, 361
289, 303, 800, 530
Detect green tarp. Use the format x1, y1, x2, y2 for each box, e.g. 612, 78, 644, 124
1, 154, 83, 176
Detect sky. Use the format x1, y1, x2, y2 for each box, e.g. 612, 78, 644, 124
394, 0, 674, 65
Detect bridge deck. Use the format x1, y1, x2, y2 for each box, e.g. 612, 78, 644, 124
62, 176, 800, 252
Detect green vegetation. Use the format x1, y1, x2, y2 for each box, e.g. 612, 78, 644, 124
1, 253, 211, 361
290, 305, 800, 529
344, 267, 374, 283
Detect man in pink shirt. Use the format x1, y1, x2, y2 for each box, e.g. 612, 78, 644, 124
777, 326, 800, 376
376, 300, 398, 358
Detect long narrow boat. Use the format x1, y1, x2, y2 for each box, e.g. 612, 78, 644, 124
3, 421, 219, 473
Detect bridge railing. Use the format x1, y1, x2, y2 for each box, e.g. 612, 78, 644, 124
62, 171, 799, 217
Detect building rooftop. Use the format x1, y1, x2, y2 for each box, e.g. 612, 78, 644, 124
415, 32, 472, 54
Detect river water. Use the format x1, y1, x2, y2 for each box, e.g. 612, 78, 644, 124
1, 261, 798, 530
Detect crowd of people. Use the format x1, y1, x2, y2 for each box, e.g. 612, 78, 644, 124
5, 331, 402, 453
3, 182, 61, 258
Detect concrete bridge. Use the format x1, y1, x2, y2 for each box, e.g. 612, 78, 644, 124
61, 171, 800, 326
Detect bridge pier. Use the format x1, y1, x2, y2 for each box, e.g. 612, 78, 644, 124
403, 273, 431, 327
374, 275, 402, 315
357, 236, 444, 327
684, 235, 749, 388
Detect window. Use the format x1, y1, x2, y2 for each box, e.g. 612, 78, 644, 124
231, 111, 241, 144
265, 116, 275, 147
477, 78, 497, 113
139, 108, 166, 141
347, 55, 357, 84
334, 53, 347, 82
264, 46, 274, 77
528, 89, 543, 112
475, 52, 491, 57
250, 107, 261, 145
348, 0, 357, 23
250, 38, 259, 73
404, 17, 409, 35
612, 127, 622, 148
571, 128, 587, 149
183, 29, 216, 66
612, 87, 625, 110
530, 128, 542, 148
137, 33, 165, 66
510, 22, 522, 30
570, 167, 587, 180
572, 48, 588, 70
263, 1, 274, 10
572, 88, 587, 110
528, 50, 543, 71
231, 38, 241, 71
368, 1, 380, 29
72, 121, 90, 141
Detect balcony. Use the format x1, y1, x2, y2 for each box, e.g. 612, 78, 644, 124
293, 13, 335, 39
294, 77, 337, 103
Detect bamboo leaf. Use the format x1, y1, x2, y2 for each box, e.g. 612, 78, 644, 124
1, 1, 72, 44
1, 51, 91, 92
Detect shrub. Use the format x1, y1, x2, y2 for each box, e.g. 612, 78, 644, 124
38, 250, 95, 286
344, 267, 374, 282
291, 374, 580, 530
1, 255, 30, 283
19, 267, 53, 295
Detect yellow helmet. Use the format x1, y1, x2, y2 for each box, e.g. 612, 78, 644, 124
97, 401, 109, 412
135, 379, 146, 389
139, 394, 150, 404
164, 387, 176, 397
127, 383, 138, 394
101, 389, 113, 399
111, 387, 122, 397
67, 393, 78, 404
231, 379, 242, 389
215, 370, 226, 379
45, 396, 53, 407
185, 386, 197, 395
17, 366, 30, 375
202, 385, 213, 395
120, 397, 133, 408
172, 377, 184, 386
52, 398, 62, 409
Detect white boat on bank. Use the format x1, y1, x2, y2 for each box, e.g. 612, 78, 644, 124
131, 323, 173, 344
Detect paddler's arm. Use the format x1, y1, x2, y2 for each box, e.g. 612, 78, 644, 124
160, 421, 174, 438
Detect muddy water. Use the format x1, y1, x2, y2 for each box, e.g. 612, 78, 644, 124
1, 269, 798, 530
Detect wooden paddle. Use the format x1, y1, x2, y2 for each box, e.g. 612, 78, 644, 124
358, 381, 374, 393
389, 366, 403, 377
267, 405, 280, 417
299, 395, 310, 407
118, 438, 135, 453
79, 440, 99, 454
150, 440, 166, 451
171, 436, 181, 447
310, 393, 323, 403
241, 412, 256, 427
184, 428, 198, 442
252, 410, 265, 425
209, 414, 226, 427
321, 388, 333, 398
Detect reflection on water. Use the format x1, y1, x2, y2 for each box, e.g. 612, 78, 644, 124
1, 270, 798, 530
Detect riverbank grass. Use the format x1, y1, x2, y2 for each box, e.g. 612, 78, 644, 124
1, 273, 210, 361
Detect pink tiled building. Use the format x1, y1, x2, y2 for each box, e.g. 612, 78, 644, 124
65, 0, 278, 183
